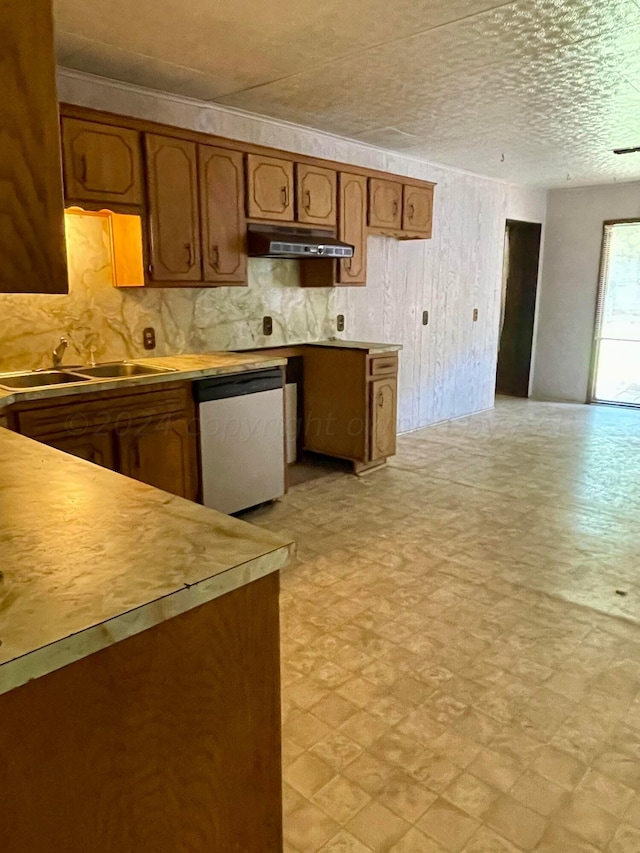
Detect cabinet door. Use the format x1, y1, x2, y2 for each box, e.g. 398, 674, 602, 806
44, 431, 117, 470
246, 154, 294, 221
338, 173, 367, 285
118, 415, 197, 501
62, 118, 142, 205
145, 134, 201, 282
368, 178, 402, 230
402, 185, 433, 237
295, 164, 336, 226
199, 145, 246, 284
1, 0, 67, 294
369, 377, 397, 461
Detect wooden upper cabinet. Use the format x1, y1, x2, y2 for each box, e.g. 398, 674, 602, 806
368, 178, 403, 231
246, 154, 294, 221
369, 376, 398, 461
199, 145, 246, 285
1, 0, 67, 294
296, 164, 336, 226
62, 118, 142, 206
338, 173, 367, 285
145, 134, 201, 282
402, 185, 433, 237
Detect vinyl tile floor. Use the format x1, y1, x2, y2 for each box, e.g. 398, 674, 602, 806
246, 398, 640, 852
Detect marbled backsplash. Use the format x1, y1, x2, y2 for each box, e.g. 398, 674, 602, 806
0, 213, 336, 372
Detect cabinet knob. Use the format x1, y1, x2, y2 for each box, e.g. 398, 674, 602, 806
392, 200, 399, 216
210, 244, 219, 270
407, 202, 415, 220
185, 242, 194, 267
303, 189, 311, 211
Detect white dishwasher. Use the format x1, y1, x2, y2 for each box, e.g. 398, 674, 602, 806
195, 369, 285, 514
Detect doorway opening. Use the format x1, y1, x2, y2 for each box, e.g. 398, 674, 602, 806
590, 220, 640, 407
496, 220, 542, 397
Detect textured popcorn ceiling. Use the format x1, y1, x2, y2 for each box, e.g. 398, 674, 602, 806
54, 0, 640, 187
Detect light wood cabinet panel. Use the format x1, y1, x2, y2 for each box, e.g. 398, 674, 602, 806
338, 172, 367, 285
1, 0, 67, 294
402, 185, 433, 237
368, 178, 403, 230
44, 431, 116, 470
369, 376, 398, 461
246, 154, 294, 221
62, 118, 142, 206
145, 134, 201, 282
199, 145, 246, 284
296, 163, 336, 226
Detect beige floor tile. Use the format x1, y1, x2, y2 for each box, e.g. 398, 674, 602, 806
610, 823, 640, 853
462, 825, 523, 852
575, 768, 635, 818
311, 693, 360, 727
444, 772, 500, 819
312, 774, 371, 826
531, 745, 587, 790
310, 731, 364, 771
317, 829, 373, 852
284, 800, 341, 852
509, 769, 567, 817
285, 752, 337, 798
467, 749, 524, 793
380, 768, 439, 822
418, 798, 480, 852
623, 795, 640, 830
553, 790, 619, 848
389, 827, 446, 852
346, 801, 411, 851
343, 752, 398, 796
484, 794, 547, 850
535, 824, 600, 852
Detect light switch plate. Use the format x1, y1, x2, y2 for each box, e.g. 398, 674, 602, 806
263, 316, 273, 336
337, 314, 345, 332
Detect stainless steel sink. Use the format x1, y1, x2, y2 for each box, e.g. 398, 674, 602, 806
0, 370, 91, 391
71, 361, 176, 379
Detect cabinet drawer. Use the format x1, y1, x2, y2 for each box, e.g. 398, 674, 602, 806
369, 355, 398, 377
15, 384, 190, 438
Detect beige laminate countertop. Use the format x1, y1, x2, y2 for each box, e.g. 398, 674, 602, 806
0, 351, 286, 411
0, 351, 293, 697
0, 428, 292, 696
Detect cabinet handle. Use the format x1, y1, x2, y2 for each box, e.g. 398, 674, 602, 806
132, 438, 141, 469
407, 202, 415, 221
185, 242, 193, 267
344, 257, 352, 272
377, 390, 384, 408
303, 189, 311, 211
281, 185, 289, 207
210, 244, 219, 270
392, 200, 399, 216
77, 153, 88, 184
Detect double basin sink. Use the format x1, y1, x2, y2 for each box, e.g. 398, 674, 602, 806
0, 362, 176, 392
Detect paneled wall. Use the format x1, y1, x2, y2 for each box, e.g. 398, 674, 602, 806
15, 70, 545, 432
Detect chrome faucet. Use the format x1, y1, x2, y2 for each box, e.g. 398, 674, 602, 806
52, 336, 69, 369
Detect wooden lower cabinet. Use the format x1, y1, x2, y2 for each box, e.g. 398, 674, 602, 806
118, 414, 197, 500
10, 383, 198, 501
45, 430, 117, 470
303, 348, 398, 471
0, 571, 283, 853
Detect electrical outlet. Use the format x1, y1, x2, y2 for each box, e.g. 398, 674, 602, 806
143, 327, 156, 349
263, 316, 273, 336
422, 310, 429, 326
473, 308, 479, 322
337, 314, 345, 332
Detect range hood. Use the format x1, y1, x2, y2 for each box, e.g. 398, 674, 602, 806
247, 224, 354, 259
